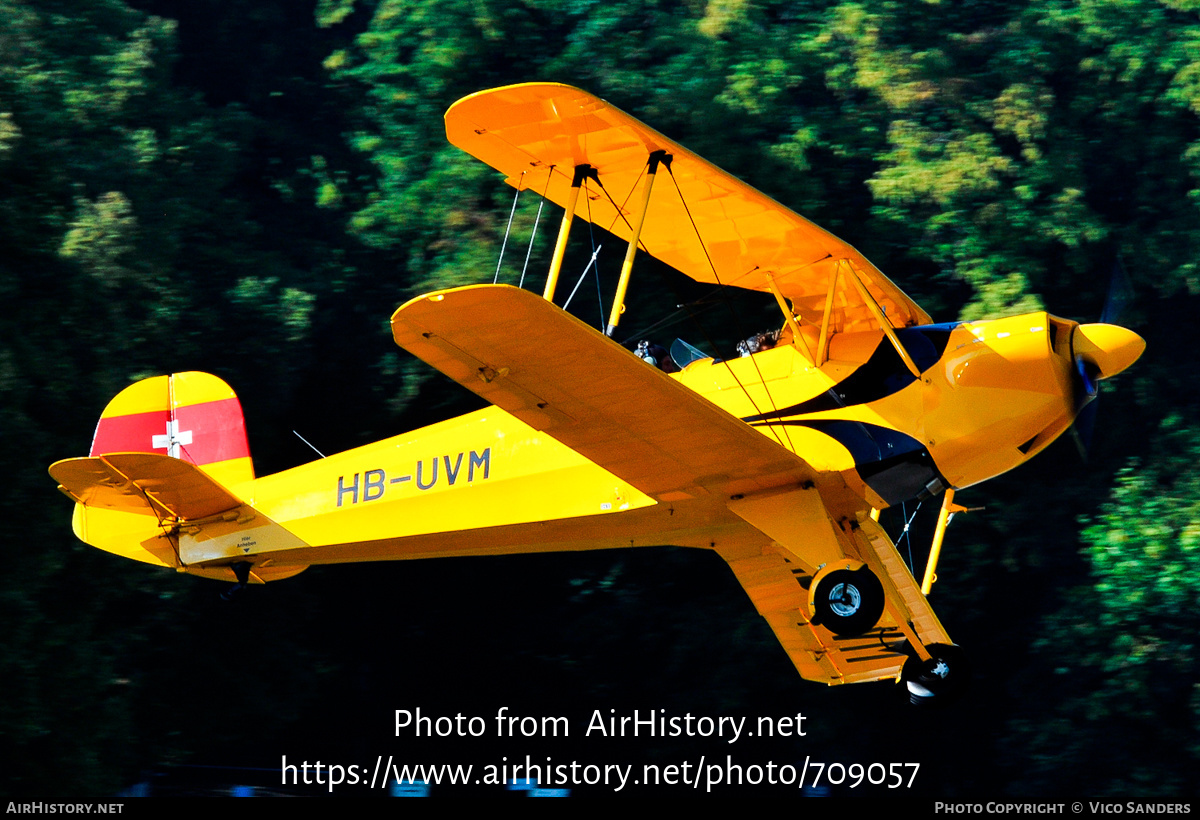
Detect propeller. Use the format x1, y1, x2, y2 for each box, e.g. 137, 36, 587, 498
1069, 259, 1143, 460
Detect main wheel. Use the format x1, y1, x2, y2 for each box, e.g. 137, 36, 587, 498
901, 643, 968, 706
812, 568, 884, 636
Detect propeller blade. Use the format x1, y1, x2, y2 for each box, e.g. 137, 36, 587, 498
1100, 258, 1134, 326
1070, 399, 1099, 462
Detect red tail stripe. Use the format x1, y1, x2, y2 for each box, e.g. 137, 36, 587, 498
90, 397, 250, 465
91, 410, 169, 457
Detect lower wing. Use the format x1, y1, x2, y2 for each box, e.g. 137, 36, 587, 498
391, 284, 952, 686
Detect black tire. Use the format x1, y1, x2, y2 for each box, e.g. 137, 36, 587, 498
813, 568, 884, 636
901, 643, 969, 706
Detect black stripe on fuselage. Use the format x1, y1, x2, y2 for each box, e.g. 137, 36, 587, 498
762, 419, 948, 506
742, 324, 958, 422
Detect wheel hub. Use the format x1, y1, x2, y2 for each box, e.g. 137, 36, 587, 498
828, 582, 861, 617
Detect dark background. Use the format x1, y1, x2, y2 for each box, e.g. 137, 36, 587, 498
3, 0, 1197, 798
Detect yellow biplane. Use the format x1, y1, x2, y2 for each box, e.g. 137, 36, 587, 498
50, 84, 1144, 702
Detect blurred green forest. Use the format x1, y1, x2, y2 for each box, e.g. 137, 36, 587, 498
3, 0, 1198, 798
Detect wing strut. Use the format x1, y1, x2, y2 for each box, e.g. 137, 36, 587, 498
765, 272, 814, 363
606, 150, 670, 336
816, 264, 841, 365
845, 261, 923, 378
544, 164, 595, 303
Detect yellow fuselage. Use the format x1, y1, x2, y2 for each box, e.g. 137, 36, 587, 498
76, 310, 1090, 580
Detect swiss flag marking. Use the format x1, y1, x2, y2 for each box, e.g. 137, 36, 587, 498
91, 398, 248, 465
151, 420, 194, 458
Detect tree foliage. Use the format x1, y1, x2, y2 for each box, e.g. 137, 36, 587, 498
4, 0, 1200, 797
1008, 419, 1200, 795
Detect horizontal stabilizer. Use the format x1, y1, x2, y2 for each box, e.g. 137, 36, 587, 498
50, 452, 242, 521
392, 284, 813, 499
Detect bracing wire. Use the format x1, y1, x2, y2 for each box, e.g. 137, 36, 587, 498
899, 500, 923, 573
519, 167, 553, 289
622, 297, 725, 342
557, 177, 608, 328
662, 163, 796, 454
599, 166, 646, 245
562, 244, 603, 311
584, 181, 607, 329
493, 171, 525, 284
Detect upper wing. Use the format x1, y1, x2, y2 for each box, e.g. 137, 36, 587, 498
392, 284, 813, 500
445, 83, 931, 336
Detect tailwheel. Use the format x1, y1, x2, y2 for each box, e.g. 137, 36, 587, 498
812, 568, 884, 636
220, 561, 253, 601
901, 643, 969, 706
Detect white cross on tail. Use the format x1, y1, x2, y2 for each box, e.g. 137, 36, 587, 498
152, 419, 193, 458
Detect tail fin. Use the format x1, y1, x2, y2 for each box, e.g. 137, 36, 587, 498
89, 371, 254, 488
53, 373, 308, 580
